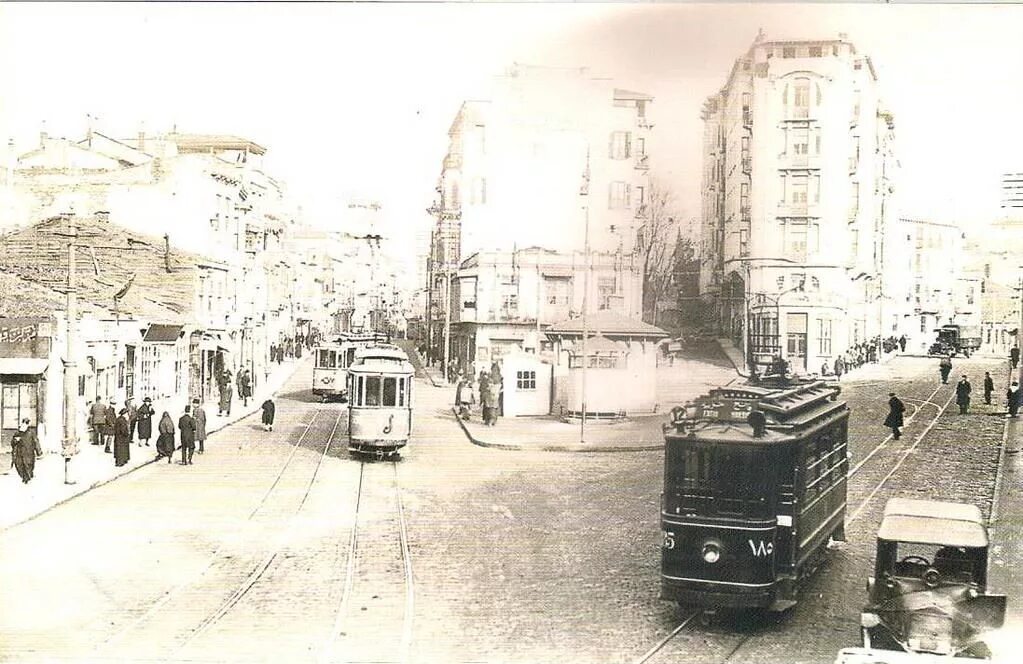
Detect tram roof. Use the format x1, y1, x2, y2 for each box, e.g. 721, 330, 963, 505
348, 357, 414, 374
877, 498, 987, 548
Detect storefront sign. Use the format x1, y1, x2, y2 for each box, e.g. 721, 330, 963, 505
0, 317, 52, 359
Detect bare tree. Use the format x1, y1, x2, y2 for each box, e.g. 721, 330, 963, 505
637, 179, 682, 326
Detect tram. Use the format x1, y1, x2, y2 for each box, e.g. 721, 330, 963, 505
346, 344, 414, 457
312, 332, 391, 402
660, 377, 849, 612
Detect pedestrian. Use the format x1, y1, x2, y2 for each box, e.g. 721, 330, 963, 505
899, 335, 907, 352
833, 356, 845, 381
10, 418, 42, 484
192, 398, 207, 454
1012, 346, 1020, 370
156, 412, 175, 463
239, 369, 252, 408
178, 405, 196, 465
1008, 381, 1021, 417
483, 377, 502, 426
983, 372, 995, 405
136, 397, 154, 446
113, 408, 131, 467
884, 392, 906, 440
125, 397, 138, 444
261, 398, 276, 432
939, 355, 953, 384
820, 362, 830, 377
219, 371, 234, 417
956, 375, 972, 414
102, 397, 117, 453
89, 396, 108, 446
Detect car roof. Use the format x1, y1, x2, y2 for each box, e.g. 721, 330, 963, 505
877, 498, 987, 548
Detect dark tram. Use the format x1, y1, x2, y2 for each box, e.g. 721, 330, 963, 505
661, 378, 849, 612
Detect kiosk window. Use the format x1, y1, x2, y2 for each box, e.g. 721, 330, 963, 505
365, 376, 381, 406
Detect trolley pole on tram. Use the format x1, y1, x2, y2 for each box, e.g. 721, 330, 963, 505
580, 149, 591, 444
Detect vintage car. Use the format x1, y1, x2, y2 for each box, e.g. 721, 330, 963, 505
848, 498, 1007, 661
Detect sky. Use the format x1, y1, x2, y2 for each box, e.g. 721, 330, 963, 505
3, 2, 1023, 266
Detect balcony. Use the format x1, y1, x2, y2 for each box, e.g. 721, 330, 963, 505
779, 153, 820, 171
776, 202, 819, 219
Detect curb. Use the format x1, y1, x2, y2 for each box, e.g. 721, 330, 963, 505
1, 360, 306, 533
451, 407, 663, 453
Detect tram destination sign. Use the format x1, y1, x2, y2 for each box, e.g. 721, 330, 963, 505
693, 395, 754, 422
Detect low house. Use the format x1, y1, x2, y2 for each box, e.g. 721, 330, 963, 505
546, 311, 668, 417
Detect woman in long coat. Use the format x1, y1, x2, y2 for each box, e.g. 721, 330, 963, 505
136, 397, 154, 446
11, 419, 42, 483
156, 412, 176, 463
113, 409, 131, 467
883, 392, 905, 440
261, 398, 276, 432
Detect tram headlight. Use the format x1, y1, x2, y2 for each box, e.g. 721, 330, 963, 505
701, 541, 722, 564
861, 612, 881, 628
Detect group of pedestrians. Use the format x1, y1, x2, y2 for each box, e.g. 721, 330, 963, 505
826, 335, 908, 381
454, 361, 504, 426
86, 395, 209, 467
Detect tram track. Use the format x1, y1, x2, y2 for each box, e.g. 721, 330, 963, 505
321, 459, 415, 664
97, 406, 346, 659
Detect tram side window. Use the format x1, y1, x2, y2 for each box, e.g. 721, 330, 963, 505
345, 348, 356, 367
365, 376, 381, 406
383, 377, 398, 406
318, 349, 337, 369
398, 377, 407, 406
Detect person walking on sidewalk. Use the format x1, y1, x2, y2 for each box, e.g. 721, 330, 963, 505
192, 398, 207, 454
124, 397, 138, 444
218, 370, 233, 417
89, 397, 107, 446
956, 375, 972, 414
178, 405, 196, 465
102, 397, 117, 453
833, 356, 845, 382
899, 335, 907, 352
884, 392, 906, 440
156, 412, 175, 463
136, 397, 154, 446
10, 419, 42, 484
113, 408, 131, 467
984, 372, 995, 405
939, 355, 953, 385
1008, 381, 1021, 418
238, 369, 253, 408
261, 398, 276, 432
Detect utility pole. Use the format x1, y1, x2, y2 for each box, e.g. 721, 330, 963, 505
580, 149, 591, 444
443, 269, 452, 383
61, 225, 79, 484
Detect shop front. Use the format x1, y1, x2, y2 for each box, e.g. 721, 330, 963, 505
0, 318, 52, 467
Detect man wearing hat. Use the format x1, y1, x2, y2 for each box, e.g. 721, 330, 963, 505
102, 397, 117, 453
192, 398, 207, 454
89, 396, 108, 446
136, 397, 155, 446
956, 375, 972, 415
884, 391, 905, 440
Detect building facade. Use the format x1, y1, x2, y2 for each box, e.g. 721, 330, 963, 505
699, 34, 900, 374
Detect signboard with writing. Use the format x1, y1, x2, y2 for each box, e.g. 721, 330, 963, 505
693, 395, 755, 422
0, 317, 53, 359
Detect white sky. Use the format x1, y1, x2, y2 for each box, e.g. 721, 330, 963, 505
2, 2, 1023, 257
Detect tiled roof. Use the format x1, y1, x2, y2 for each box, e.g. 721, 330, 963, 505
0, 215, 202, 324
546, 311, 668, 337
0, 270, 105, 319
168, 133, 267, 155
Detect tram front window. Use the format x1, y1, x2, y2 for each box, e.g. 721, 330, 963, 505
383, 377, 397, 406
365, 376, 381, 406
668, 443, 771, 518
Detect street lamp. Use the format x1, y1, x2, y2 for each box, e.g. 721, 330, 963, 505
722, 256, 797, 374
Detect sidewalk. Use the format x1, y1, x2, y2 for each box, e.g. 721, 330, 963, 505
0, 356, 309, 531
988, 415, 1023, 649
454, 407, 664, 452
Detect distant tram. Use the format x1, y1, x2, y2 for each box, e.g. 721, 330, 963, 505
346, 344, 414, 458
661, 378, 849, 612
312, 332, 390, 402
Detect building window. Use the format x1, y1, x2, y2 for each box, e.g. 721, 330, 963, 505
609, 131, 632, 160
636, 137, 646, 156
609, 181, 631, 209
782, 47, 796, 58
787, 226, 808, 262
545, 277, 570, 306
598, 276, 618, 310
790, 175, 808, 204
920, 316, 927, 333
776, 276, 786, 290
739, 229, 749, 257
516, 370, 536, 390
501, 293, 518, 314
791, 127, 809, 156
818, 318, 832, 354
750, 312, 780, 356
634, 185, 646, 210
809, 45, 822, 57
793, 78, 810, 118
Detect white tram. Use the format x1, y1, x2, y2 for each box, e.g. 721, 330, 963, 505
312, 332, 390, 402
346, 344, 414, 457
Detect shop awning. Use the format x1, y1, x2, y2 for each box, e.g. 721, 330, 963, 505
0, 358, 48, 375
143, 324, 184, 343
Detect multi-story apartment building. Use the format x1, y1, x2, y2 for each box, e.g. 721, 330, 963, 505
429, 64, 653, 365
967, 218, 1023, 356
700, 34, 900, 373
449, 246, 642, 376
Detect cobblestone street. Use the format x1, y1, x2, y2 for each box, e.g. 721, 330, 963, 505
0, 355, 1018, 663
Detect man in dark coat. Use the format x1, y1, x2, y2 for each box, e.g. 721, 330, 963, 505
1012, 346, 1020, 370
124, 397, 138, 443
102, 397, 117, 453
192, 398, 207, 454
1008, 381, 1021, 417
956, 375, 972, 414
261, 398, 276, 432
113, 408, 131, 467
89, 397, 108, 446
178, 405, 196, 465
899, 335, 907, 352
11, 419, 42, 483
983, 372, 995, 405
219, 370, 233, 417
939, 355, 953, 384
136, 397, 154, 446
884, 392, 906, 440
833, 356, 845, 381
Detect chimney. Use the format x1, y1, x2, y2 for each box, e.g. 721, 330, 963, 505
164, 234, 171, 272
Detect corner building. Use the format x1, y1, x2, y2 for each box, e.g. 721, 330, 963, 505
700, 35, 900, 374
